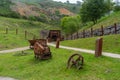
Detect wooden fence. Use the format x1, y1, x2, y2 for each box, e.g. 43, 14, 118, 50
66, 23, 120, 40
2, 28, 38, 40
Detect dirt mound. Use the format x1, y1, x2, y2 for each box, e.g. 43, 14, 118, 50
11, 2, 40, 17
59, 8, 74, 16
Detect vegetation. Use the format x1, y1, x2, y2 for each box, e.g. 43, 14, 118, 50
0, 48, 120, 80
80, 0, 113, 24
0, 0, 20, 18
61, 34, 120, 54
15, 0, 81, 13
0, 16, 56, 50
114, 5, 120, 12
80, 11, 120, 30
61, 15, 81, 35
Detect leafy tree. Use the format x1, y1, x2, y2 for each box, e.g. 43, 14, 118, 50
61, 16, 81, 35
76, 1, 81, 6
0, 0, 21, 18
104, 0, 114, 13
114, 5, 120, 12
80, 0, 113, 24
66, 0, 70, 4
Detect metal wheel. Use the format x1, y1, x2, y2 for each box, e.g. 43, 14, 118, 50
67, 53, 84, 69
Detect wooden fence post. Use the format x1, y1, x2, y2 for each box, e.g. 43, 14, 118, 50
25, 30, 27, 39
95, 38, 103, 57
114, 23, 117, 34
33, 35, 36, 39
83, 30, 85, 38
56, 38, 60, 48
71, 34, 72, 40
6, 28, 8, 34
16, 29, 18, 35
101, 25, 104, 36
76, 32, 79, 39
91, 28, 93, 37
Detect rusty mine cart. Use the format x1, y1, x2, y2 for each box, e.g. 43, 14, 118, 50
28, 39, 52, 60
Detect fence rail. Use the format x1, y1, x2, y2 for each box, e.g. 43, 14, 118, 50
66, 23, 120, 40
0, 28, 38, 40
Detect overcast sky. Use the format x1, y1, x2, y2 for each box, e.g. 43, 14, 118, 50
53, 0, 82, 3
53, 0, 120, 3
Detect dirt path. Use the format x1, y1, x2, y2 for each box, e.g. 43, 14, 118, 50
0, 44, 120, 58
0, 77, 17, 80
0, 47, 29, 54
0, 44, 120, 79
48, 43, 120, 59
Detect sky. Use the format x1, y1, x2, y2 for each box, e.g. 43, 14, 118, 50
53, 0, 120, 3
53, 0, 82, 3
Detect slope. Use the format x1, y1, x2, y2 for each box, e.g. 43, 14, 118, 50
61, 12, 120, 54
0, 16, 54, 50
81, 12, 120, 30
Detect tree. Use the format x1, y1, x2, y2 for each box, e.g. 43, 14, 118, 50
80, 0, 113, 24
114, 5, 120, 12
66, 0, 70, 4
76, 1, 81, 6
104, 0, 114, 13
61, 16, 81, 35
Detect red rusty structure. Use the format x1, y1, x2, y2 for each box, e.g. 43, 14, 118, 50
28, 39, 41, 49
56, 38, 60, 48
67, 53, 84, 70
47, 30, 64, 42
95, 38, 103, 57
34, 39, 52, 59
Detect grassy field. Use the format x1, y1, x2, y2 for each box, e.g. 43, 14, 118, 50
0, 16, 60, 50
0, 47, 119, 80
0, 32, 28, 50
61, 34, 120, 54
80, 11, 120, 30
0, 16, 52, 35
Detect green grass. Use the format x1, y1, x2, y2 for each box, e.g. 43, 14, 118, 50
61, 34, 120, 54
0, 16, 51, 35
80, 11, 120, 30
0, 16, 60, 50
0, 47, 120, 80
0, 32, 28, 50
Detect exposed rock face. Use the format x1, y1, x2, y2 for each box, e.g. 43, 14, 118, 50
11, 2, 40, 17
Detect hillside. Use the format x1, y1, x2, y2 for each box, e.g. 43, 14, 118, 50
80, 12, 120, 30
0, 0, 80, 25
60, 11, 120, 54
0, 16, 57, 50
14, 0, 80, 13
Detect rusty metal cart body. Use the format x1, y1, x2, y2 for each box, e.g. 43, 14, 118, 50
34, 39, 52, 59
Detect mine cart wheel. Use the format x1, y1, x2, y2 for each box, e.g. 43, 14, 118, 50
67, 53, 84, 69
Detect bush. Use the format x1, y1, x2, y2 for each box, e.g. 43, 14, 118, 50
114, 6, 120, 12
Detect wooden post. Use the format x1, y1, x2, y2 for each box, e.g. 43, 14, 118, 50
16, 29, 18, 35
6, 28, 8, 34
95, 38, 103, 57
56, 38, 60, 48
101, 25, 104, 36
25, 30, 27, 39
33, 35, 36, 39
83, 30, 85, 38
71, 34, 72, 40
91, 28, 93, 37
114, 23, 117, 34
76, 32, 79, 39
